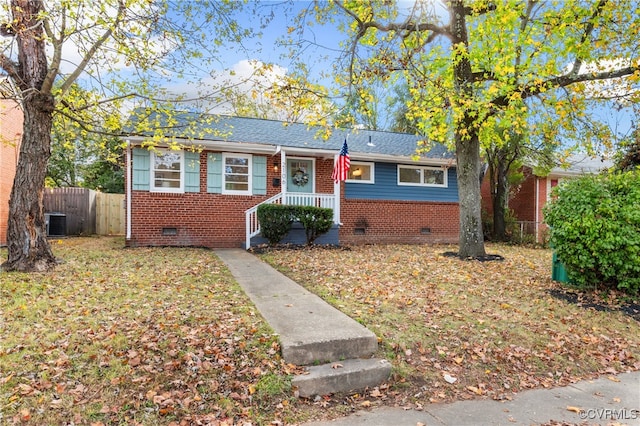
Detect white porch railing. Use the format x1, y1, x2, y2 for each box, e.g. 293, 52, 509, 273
245, 192, 338, 249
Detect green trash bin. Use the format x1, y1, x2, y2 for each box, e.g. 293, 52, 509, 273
551, 251, 571, 283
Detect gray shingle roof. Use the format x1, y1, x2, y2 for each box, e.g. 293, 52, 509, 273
549, 154, 613, 176
125, 110, 454, 161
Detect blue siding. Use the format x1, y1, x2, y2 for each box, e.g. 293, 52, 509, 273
345, 162, 458, 202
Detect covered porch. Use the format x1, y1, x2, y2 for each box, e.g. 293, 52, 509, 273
245, 148, 342, 249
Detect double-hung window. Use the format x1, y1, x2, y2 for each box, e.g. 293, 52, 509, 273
398, 165, 447, 187
223, 153, 252, 194
152, 149, 183, 192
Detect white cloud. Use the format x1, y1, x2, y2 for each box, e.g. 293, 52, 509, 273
166, 59, 290, 114
570, 58, 639, 104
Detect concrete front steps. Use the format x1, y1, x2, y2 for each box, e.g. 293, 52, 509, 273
292, 358, 392, 398
214, 249, 391, 398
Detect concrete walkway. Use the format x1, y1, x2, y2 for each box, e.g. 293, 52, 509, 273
215, 248, 640, 426
214, 249, 390, 397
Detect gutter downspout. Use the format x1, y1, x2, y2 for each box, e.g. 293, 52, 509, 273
126, 140, 132, 241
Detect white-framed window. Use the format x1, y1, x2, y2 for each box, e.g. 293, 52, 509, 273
398, 165, 447, 187
347, 162, 375, 183
223, 153, 252, 194
151, 149, 183, 192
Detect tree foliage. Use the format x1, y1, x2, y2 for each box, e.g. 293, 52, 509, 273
544, 171, 640, 294
307, 0, 640, 258
616, 127, 640, 172
46, 84, 125, 192
220, 61, 337, 124
0, 0, 259, 271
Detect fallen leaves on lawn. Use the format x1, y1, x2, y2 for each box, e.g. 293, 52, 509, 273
0, 238, 304, 425
260, 243, 640, 408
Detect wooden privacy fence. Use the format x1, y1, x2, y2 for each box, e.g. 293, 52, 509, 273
43, 188, 125, 236
96, 192, 125, 235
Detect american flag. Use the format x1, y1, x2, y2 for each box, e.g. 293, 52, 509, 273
332, 139, 351, 183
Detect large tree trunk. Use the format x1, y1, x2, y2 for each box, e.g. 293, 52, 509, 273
450, 1, 486, 258
2, 94, 57, 272
456, 135, 486, 258
1, 0, 57, 272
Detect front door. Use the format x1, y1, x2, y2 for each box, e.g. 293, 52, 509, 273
287, 158, 314, 193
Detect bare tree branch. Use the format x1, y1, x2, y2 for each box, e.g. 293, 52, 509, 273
361, 19, 449, 41
0, 53, 20, 81
492, 65, 640, 108
569, 0, 608, 77
43, 4, 65, 94
52, 0, 127, 96
334, 0, 450, 92
533, 66, 639, 98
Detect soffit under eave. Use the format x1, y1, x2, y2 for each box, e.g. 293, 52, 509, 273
124, 135, 456, 166
124, 136, 278, 154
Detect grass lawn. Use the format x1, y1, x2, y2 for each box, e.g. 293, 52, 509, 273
1, 238, 299, 425
1, 238, 639, 425
259, 243, 640, 407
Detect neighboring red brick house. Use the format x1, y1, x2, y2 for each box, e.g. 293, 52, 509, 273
124, 112, 459, 248
0, 98, 23, 247
481, 154, 612, 242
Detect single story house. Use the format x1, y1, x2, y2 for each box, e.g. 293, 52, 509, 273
0, 98, 23, 247
123, 112, 459, 249
481, 154, 613, 242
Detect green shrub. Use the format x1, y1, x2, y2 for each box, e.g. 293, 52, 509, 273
257, 204, 334, 246
296, 206, 334, 245
257, 204, 296, 245
544, 170, 640, 294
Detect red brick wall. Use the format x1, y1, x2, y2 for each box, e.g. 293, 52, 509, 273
314, 159, 334, 193
339, 197, 459, 245
508, 166, 537, 222
0, 100, 23, 246
480, 172, 493, 217
126, 149, 460, 248
127, 151, 284, 248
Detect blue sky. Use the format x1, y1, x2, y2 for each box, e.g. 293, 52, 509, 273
130, 1, 636, 145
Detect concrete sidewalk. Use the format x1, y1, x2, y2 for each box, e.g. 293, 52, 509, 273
215, 248, 639, 426
303, 371, 640, 425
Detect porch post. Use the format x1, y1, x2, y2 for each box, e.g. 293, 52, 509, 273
280, 149, 287, 203
333, 153, 341, 224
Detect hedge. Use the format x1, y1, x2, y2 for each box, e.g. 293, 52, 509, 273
256, 204, 334, 246
544, 170, 640, 294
